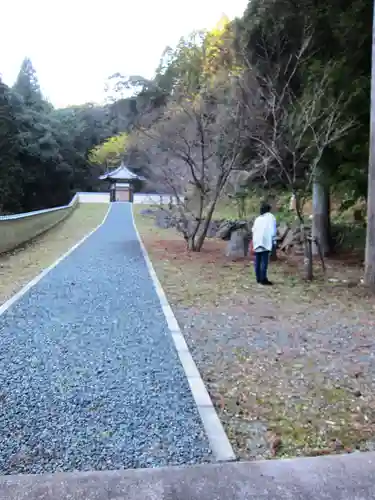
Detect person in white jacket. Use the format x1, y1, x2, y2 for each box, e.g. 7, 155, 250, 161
251, 202, 277, 285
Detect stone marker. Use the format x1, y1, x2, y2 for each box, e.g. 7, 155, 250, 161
225, 229, 250, 259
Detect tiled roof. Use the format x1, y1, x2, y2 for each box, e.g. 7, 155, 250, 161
99, 163, 141, 181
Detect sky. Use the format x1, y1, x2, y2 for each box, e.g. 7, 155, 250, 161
0, 0, 248, 108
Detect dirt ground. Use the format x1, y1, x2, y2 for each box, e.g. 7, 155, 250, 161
0, 204, 108, 306
134, 207, 375, 460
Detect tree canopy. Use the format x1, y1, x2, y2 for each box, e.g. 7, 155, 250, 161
105, 1, 370, 209
0, 58, 135, 214
0, 3, 371, 219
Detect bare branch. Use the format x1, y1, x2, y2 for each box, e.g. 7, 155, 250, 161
130, 74, 259, 250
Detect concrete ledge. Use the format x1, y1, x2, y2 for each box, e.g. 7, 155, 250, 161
0, 195, 79, 254
0, 452, 374, 499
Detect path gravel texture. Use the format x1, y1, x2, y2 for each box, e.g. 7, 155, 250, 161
176, 297, 375, 459
0, 203, 211, 474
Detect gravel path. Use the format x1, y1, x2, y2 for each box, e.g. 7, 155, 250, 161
0, 203, 211, 474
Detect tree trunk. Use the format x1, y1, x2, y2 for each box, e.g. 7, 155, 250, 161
187, 236, 197, 251
194, 195, 220, 252
312, 169, 331, 256
365, 0, 375, 290
304, 236, 313, 281
295, 197, 314, 280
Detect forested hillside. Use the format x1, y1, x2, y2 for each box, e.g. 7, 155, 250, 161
0, 58, 131, 214
1, 2, 370, 214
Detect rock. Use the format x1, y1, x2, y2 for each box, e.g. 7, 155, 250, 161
155, 210, 224, 239
277, 222, 289, 241
270, 436, 282, 457
243, 421, 269, 459
236, 220, 250, 229
279, 228, 294, 251
364, 439, 375, 452
175, 217, 199, 238
154, 211, 249, 242
155, 211, 174, 229
216, 220, 250, 240
330, 439, 344, 451
354, 389, 362, 398
216, 221, 235, 240
140, 208, 157, 216
278, 223, 308, 253
225, 229, 250, 259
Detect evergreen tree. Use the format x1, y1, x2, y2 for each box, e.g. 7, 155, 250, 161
13, 57, 46, 111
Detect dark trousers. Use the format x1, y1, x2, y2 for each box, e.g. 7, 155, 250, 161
254, 251, 270, 283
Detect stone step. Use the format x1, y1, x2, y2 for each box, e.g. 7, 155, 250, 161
1, 452, 374, 499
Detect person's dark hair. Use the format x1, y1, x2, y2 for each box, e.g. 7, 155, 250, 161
260, 202, 271, 215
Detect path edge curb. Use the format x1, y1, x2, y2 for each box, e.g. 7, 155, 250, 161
131, 206, 236, 463
0, 204, 112, 317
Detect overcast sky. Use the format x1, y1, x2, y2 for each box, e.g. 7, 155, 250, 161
1, 0, 248, 108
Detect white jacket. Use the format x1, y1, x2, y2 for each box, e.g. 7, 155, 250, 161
252, 212, 277, 251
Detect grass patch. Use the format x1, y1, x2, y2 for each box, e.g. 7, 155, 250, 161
0, 203, 108, 305
133, 204, 370, 309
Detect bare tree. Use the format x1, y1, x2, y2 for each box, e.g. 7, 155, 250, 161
237, 27, 355, 279
132, 82, 254, 251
